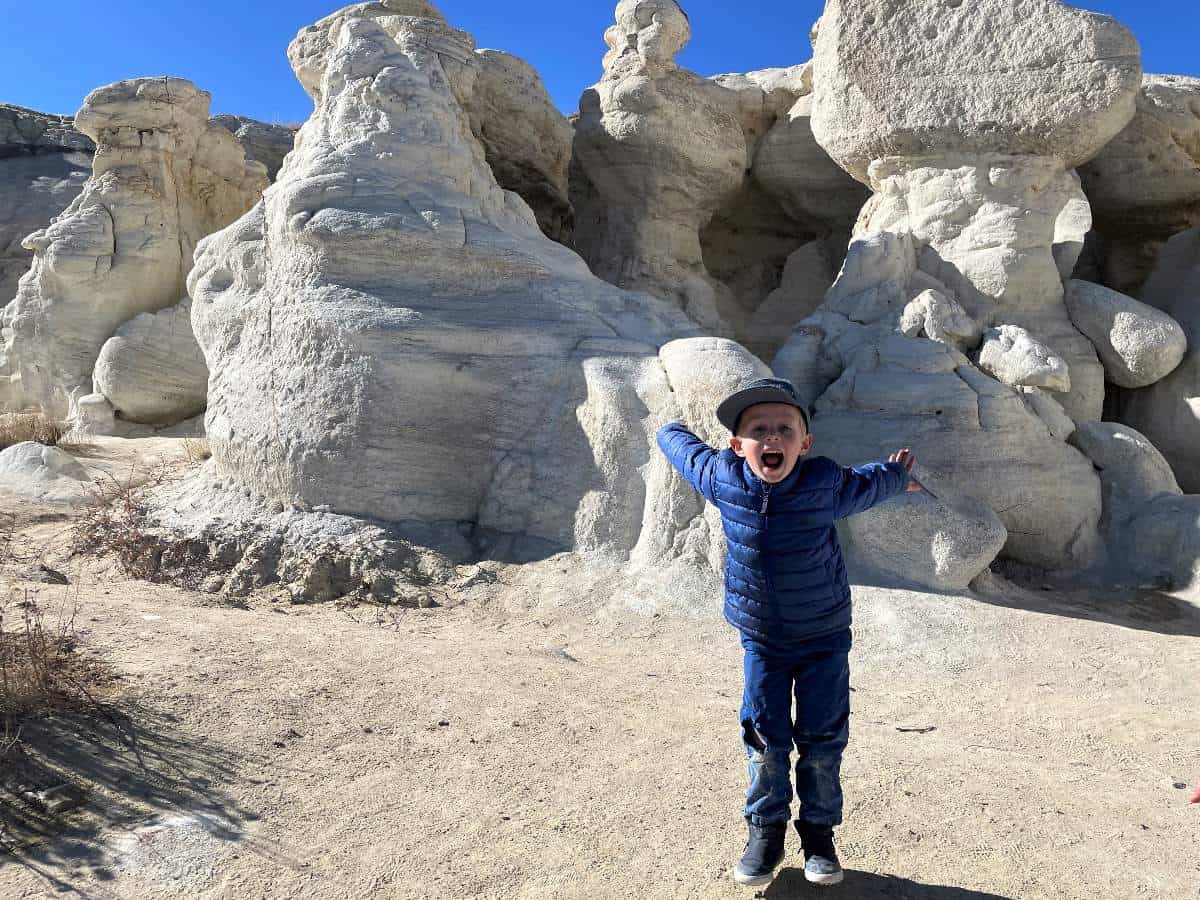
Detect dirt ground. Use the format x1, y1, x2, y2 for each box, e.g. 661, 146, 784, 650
1, 439, 1198, 899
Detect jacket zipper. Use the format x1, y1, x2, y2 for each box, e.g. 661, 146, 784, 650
760, 483, 776, 622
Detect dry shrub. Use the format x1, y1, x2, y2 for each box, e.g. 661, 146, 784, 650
182, 436, 211, 464
71, 467, 169, 580
0, 592, 113, 754
0, 411, 63, 451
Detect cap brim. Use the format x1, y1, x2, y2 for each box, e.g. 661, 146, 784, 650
716, 386, 808, 432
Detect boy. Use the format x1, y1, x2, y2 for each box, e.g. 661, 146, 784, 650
657, 377, 919, 887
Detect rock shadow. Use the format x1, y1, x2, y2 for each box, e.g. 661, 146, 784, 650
764, 867, 1014, 899
0, 700, 260, 893
971, 570, 1200, 638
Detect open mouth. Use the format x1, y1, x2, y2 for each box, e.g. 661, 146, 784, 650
761, 451, 784, 474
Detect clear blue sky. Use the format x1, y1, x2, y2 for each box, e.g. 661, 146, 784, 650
1, 0, 1195, 124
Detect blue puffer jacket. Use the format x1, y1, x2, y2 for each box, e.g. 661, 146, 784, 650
657, 422, 908, 649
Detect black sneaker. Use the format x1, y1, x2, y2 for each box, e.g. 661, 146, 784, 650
796, 821, 843, 886
733, 818, 787, 885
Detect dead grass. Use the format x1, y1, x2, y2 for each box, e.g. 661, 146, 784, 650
0, 411, 63, 452
0, 592, 115, 757
71, 466, 169, 581
182, 436, 212, 464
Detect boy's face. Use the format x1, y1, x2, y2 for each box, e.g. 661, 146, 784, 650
729, 402, 813, 484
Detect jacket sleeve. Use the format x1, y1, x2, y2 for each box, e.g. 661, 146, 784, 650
832, 461, 909, 520
656, 422, 720, 505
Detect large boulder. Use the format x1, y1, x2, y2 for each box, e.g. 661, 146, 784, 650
1079, 75, 1200, 295
1069, 421, 1199, 590
1064, 279, 1186, 388
1116, 227, 1200, 492
0, 105, 94, 304
840, 488, 1007, 592
92, 296, 208, 425
0, 78, 267, 419
810, 0, 1141, 184
465, 49, 574, 245
182, 0, 756, 579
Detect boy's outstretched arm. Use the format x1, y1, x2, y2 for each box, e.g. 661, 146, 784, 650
832, 448, 919, 520
656, 421, 720, 504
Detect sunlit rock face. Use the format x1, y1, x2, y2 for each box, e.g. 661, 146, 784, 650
572, 4, 867, 359
188, 0, 762, 567
570, 0, 747, 334
0, 78, 266, 418
773, 0, 1148, 570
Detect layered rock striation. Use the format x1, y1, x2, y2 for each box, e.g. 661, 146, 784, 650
182, 0, 758, 582
0, 105, 94, 304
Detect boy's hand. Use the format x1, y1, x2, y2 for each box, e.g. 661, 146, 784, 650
888, 448, 924, 492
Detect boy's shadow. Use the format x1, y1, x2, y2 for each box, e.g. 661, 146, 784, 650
764, 867, 1013, 899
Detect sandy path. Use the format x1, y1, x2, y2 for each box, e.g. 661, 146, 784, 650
1, 463, 1198, 899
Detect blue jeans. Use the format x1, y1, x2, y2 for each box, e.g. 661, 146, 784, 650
739, 630, 851, 827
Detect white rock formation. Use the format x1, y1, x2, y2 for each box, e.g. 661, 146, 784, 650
1079, 75, 1200, 295
1069, 422, 1199, 589
700, 64, 864, 356
1116, 227, 1200, 492
465, 49, 574, 244
751, 87, 868, 233
898, 289, 981, 352
571, 0, 746, 333
770, 0, 1160, 571
811, 0, 1141, 183
0, 441, 92, 503
840, 489, 1007, 592
775, 329, 1101, 569
0, 78, 267, 420
739, 239, 839, 362
182, 0, 759, 580
806, 0, 1142, 425
0, 105, 93, 304
93, 296, 208, 425
1064, 279, 1186, 388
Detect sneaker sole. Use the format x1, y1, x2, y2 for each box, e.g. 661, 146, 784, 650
732, 868, 776, 886
805, 869, 844, 886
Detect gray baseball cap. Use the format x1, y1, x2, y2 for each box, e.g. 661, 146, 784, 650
716, 377, 810, 432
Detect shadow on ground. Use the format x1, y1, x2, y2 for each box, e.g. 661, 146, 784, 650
764, 867, 1013, 899
972, 575, 1200, 638
0, 701, 260, 896
849, 560, 1200, 638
